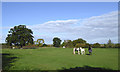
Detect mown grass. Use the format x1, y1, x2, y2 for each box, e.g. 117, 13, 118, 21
2, 48, 118, 70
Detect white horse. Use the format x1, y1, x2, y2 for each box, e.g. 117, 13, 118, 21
63, 46, 65, 48
12, 47, 15, 49
80, 47, 85, 55
73, 48, 80, 55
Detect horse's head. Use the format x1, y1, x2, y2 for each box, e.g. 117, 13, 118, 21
80, 47, 82, 49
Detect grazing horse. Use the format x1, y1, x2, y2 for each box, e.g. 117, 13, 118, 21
73, 48, 80, 55
12, 47, 15, 49
80, 47, 85, 55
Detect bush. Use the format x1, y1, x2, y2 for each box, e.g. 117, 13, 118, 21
22, 44, 38, 49
75, 43, 86, 48
1, 43, 12, 49
92, 43, 100, 48
114, 43, 120, 48
84, 43, 90, 48
42, 44, 48, 47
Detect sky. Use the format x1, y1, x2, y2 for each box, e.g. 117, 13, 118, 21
1, 2, 118, 44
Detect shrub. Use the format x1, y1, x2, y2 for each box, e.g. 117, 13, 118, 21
75, 43, 86, 48
92, 43, 100, 48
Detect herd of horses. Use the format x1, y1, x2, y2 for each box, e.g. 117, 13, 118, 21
73, 47, 86, 55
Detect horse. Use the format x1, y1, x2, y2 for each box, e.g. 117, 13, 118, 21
12, 47, 15, 49
73, 47, 85, 55
73, 48, 80, 55
80, 47, 85, 55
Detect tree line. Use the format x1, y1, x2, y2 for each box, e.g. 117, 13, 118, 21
53, 37, 119, 48
4, 25, 120, 49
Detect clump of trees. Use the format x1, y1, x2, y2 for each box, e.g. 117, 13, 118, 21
34, 39, 45, 47
5, 25, 34, 48
75, 43, 86, 48
61, 38, 89, 48
5, 25, 119, 48
60, 38, 119, 48
91, 39, 119, 48
92, 43, 100, 48
53, 37, 61, 47
73, 38, 86, 47
61, 40, 74, 48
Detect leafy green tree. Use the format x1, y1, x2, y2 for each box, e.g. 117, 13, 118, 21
37, 39, 44, 47
107, 39, 114, 48
92, 43, 100, 48
75, 43, 86, 48
42, 43, 48, 47
53, 37, 61, 47
114, 43, 120, 48
84, 43, 90, 48
61, 42, 65, 47
103, 44, 107, 48
5, 25, 34, 48
72, 38, 86, 47
64, 40, 74, 48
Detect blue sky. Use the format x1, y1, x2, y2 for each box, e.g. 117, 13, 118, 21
2, 2, 118, 44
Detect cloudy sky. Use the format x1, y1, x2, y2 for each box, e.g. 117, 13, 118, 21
2, 2, 118, 44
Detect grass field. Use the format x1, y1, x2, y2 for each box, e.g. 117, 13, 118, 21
2, 48, 118, 71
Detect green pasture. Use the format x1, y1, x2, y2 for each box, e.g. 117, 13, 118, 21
2, 48, 118, 70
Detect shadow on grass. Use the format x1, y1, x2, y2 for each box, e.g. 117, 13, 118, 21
86, 53, 91, 55
59, 66, 116, 72
2, 66, 118, 72
2, 53, 18, 71
1, 53, 118, 72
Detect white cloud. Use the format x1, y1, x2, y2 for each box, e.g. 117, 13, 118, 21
83, 11, 118, 28
28, 11, 118, 44
29, 19, 79, 33
1, 11, 118, 44
81, 11, 118, 40
73, 11, 118, 43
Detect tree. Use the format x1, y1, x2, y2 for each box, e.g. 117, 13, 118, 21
92, 43, 100, 48
42, 43, 48, 47
53, 37, 61, 47
84, 43, 90, 48
75, 43, 86, 48
72, 38, 86, 47
114, 43, 120, 48
61, 42, 65, 47
64, 40, 73, 48
107, 39, 113, 48
103, 44, 107, 48
37, 39, 44, 47
5, 25, 34, 48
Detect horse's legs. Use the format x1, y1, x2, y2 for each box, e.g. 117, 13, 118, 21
81, 51, 82, 55
78, 50, 80, 55
73, 50, 75, 54
81, 51, 84, 55
74, 51, 75, 54
83, 51, 85, 55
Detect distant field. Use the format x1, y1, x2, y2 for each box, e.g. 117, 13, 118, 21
2, 48, 118, 71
